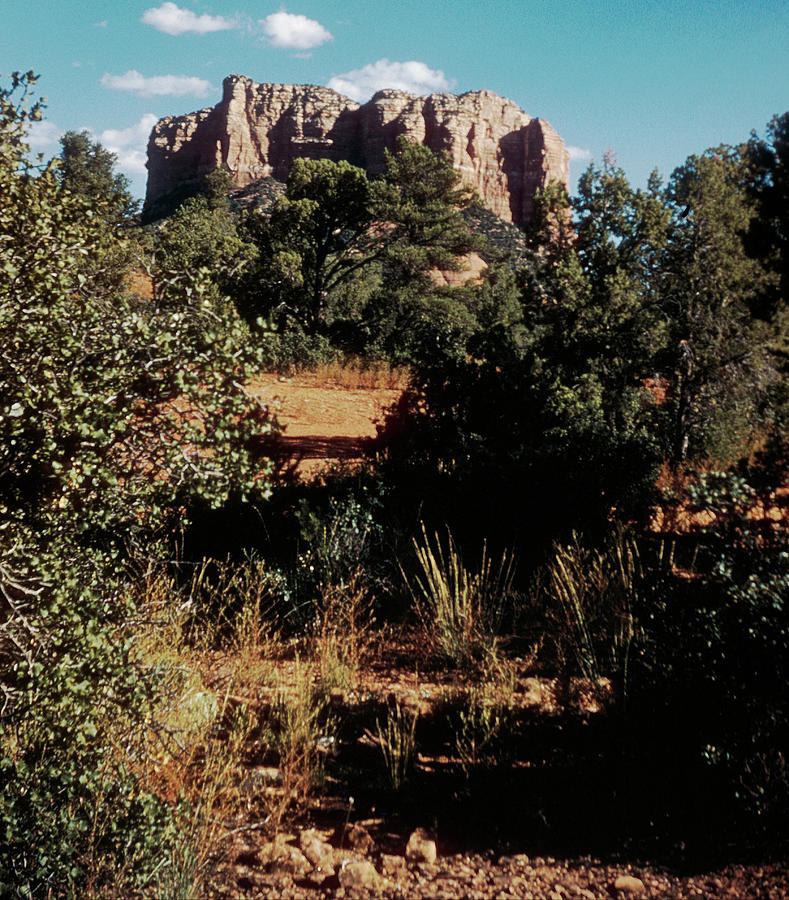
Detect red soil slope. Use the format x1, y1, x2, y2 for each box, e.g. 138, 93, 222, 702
250, 373, 401, 477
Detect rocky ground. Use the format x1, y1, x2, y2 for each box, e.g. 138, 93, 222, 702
194, 646, 787, 900
207, 825, 788, 899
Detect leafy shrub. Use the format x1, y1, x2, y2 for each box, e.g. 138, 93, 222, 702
287, 488, 389, 624
0, 72, 278, 895
630, 473, 789, 827
257, 325, 337, 373
0, 543, 185, 897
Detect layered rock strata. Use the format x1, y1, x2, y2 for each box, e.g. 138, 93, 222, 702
144, 74, 569, 225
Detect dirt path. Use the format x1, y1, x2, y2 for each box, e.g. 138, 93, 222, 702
250, 373, 401, 477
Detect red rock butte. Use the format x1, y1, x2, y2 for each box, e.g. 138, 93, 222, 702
143, 74, 569, 226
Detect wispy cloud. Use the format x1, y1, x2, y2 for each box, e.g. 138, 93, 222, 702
101, 70, 214, 98
261, 11, 332, 50
100, 114, 159, 174
142, 2, 237, 35
27, 120, 61, 149
567, 145, 593, 163
328, 59, 453, 103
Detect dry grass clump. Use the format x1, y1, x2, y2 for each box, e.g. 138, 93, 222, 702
312, 568, 375, 696
449, 677, 514, 778
131, 558, 335, 895
376, 698, 419, 791
314, 356, 410, 391
537, 530, 639, 705
404, 524, 516, 672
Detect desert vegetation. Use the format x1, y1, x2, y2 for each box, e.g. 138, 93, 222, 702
2, 71, 788, 897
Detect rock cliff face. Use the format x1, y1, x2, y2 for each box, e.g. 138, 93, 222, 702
144, 74, 569, 225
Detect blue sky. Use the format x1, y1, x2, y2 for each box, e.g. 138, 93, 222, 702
3, 1, 787, 202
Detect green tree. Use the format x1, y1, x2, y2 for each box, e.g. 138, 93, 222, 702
242, 138, 481, 341
244, 158, 377, 333
58, 129, 138, 223
155, 189, 256, 303
747, 112, 789, 310
662, 145, 779, 463
376, 165, 669, 550
517, 161, 671, 437
378, 137, 480, 287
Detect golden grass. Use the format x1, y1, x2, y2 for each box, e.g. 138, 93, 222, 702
312, 356, 410, 391
404, 524, 516, 671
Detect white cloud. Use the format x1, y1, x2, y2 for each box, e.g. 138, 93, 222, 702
27, 120, 62, 149
100, 114, 159, 174
101, 114, 159, 150
567, 145, 593, 163
261, 11, 332, 50
327, 59, 453, 103
101, 70, 214, 98
142, 2, 237, 35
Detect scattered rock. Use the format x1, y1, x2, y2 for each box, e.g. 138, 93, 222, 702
338, 859, 378, 890
237, 766, 283, 795
265, 840, 311, 876
304, 867, 334, 887
343, 822, 375, 856
613, 874, 646, 894
299, 828, 334, 870
499, 854, 530, 867
405, 827, 438, 865
380, 853, 406, 875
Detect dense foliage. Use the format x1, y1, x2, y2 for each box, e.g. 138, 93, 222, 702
2, 66, 788, 894
0, 72, 277, 896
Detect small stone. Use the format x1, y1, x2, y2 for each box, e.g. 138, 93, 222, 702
381, 854, 406, 874
405, 827, 437, 865
499, 854, 530, 868
416, 862, 440, 878
614, 874, 646, 894
266, 842, 311, 876
299, 829, 334, 869
238, 766, 282, 795
338, 859, 378, 890
344, 822, 375, 855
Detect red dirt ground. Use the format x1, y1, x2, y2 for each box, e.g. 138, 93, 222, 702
249, 373, 402, 477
